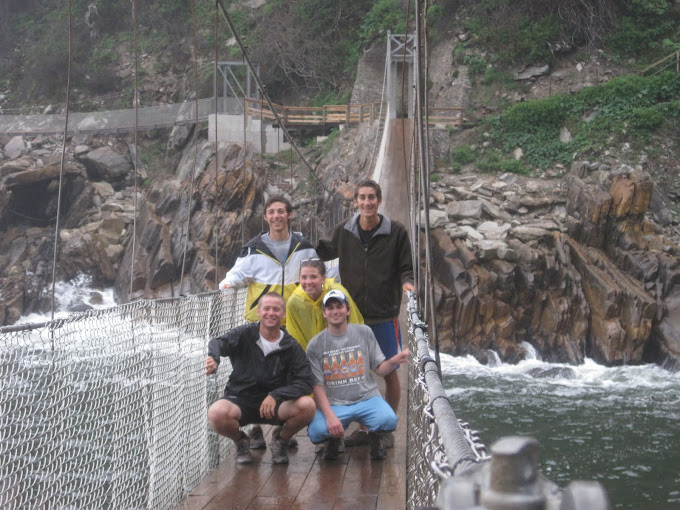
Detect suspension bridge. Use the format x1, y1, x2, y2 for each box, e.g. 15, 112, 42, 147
0, 1, 610, 508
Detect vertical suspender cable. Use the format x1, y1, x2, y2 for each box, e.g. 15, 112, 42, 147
129, 0, 139, 299
415, 0, 441, 373
179, 0, 202, 295
422, 0, 440, 368
212, 1, 220, 289
51, 0, 73, 322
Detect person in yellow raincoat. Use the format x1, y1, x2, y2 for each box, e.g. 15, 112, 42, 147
286, 258, 363, 351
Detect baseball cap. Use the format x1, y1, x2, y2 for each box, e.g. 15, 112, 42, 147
323, 289, 349, 307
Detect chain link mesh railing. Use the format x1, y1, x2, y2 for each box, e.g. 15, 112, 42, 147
405, 292, 490, 510
0, 289, 246, 510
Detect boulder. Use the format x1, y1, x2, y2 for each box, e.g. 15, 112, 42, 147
78, 146, 132, 181
4, 136, 26, 160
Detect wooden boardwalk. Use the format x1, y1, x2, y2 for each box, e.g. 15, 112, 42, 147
178, 376, 407, 510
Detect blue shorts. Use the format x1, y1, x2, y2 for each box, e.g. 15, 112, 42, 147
307, 396, 398, 444
369, 319, 402, 360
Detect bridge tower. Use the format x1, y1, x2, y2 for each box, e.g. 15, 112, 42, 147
386, 32, 416, 119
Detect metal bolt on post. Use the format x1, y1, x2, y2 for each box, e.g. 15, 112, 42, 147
436, 436, 609, 510
481, 437, 547, 510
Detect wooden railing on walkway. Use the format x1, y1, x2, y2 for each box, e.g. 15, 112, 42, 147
244, 98, 466, 128
245, 98, 385, 126
639, 50, 680, 76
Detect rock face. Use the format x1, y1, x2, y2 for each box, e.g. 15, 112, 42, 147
427, 166, 680, 368
0, 134, 272, 323
114, 140, 270, 302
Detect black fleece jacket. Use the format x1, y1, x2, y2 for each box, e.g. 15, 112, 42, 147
207, 322, 314, 406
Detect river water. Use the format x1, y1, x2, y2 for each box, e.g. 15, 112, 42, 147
440, 349, 680, 509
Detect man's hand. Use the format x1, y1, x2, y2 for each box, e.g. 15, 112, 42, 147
220, 282, 232, 290
392, 348, 410, 366
375, 348, 410, 377
402, 282, 415, 293
205, 356, 217, 375
260, 395, 277, 420
326, 414, 344, 438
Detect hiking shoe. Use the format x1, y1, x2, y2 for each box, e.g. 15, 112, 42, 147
235, 433, 254, 464
269, 429, 289, 465
248, 425, 266, 449
273, 425, 298, 448
369, 432, 386, 460
383, 431, 395, 449
322, 437, 342, 461
344, 429, 369, 447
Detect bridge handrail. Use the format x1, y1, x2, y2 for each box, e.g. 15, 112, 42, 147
244, 97, 386, 126
406, 292, 488, 509
639, 50, 680, 76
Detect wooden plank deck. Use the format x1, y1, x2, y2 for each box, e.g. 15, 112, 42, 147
178, 360, 407, 510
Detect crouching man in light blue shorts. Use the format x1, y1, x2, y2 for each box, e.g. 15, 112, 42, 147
305, 290, 409, 460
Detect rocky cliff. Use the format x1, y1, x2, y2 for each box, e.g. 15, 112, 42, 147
423, 165, 679, 370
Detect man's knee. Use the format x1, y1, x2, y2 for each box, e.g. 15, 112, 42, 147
297, 396, 317, 421
307, 411, 327, 443
208, 399, 239, 429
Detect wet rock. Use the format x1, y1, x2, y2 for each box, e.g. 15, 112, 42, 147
527, 366, 576, 379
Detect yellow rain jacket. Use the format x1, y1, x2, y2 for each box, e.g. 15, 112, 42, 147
285, 278, 364, 350
220, 231, 317, 323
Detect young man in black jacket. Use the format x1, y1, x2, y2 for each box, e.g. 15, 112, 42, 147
317, 179, 414, 447
205, 292, 316, 464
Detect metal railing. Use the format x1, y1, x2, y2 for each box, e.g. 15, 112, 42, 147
0, 290, 246, 510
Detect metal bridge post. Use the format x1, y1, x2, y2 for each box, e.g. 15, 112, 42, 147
436, 436, 610, 510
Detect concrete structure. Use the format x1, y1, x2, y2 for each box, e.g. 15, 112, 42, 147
208, 113, 289, 154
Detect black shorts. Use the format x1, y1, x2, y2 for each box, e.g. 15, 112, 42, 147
222, 395, 283, 426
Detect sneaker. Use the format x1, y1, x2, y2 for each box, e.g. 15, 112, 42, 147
383, 431, 395, 449
344, 429, 369, 447
235, 433, 254, 464
248, 425, 266, 450
273, 425, 298, 448
322, 437, 341, 461
269, 429, 289, 465
369, 432, 386, 460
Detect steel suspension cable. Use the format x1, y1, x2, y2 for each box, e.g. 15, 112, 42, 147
212, 0, 221, 289
129, 0, 139, 299
51, 0, 73, 321
179, 0, 202, 295
214, 0, 334, 198
369, 55, 388, 171
415, 0, 441, 373
422, 1, 440, 370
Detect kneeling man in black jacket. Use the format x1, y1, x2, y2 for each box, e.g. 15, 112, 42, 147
205, 292, 316, 464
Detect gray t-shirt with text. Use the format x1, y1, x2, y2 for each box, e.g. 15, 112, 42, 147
306, 323, 386, 405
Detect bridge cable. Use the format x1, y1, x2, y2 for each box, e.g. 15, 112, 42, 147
129, 0, 139, 299
50, 0, 73, 322
369, 53, 388, 171
214, 0, 335, 198
425, 0, 441, 372
212, 1, 221, 289
179, 0, 203, 295
416, 0, 441, 374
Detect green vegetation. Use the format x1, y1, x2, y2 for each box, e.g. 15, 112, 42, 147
139, 134, 170, 176
458, 0, 680, 68
477, 152, 530, 176
484, 71, 680, 169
